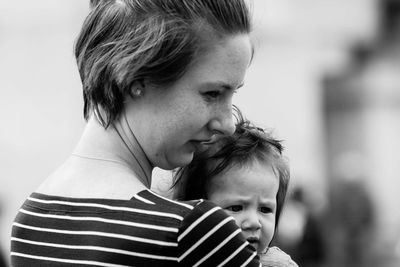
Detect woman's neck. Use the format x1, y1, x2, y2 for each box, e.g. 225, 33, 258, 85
73, 115, 153, 188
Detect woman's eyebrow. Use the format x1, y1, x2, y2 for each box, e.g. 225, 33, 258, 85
224, 82, 244, 90
202, 81, 244, 91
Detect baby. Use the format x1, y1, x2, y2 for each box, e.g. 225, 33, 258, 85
173, 110, 298, 266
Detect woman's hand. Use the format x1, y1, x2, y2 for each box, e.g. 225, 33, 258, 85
259, 246, 299, 267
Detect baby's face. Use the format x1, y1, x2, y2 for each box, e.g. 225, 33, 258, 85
207, 160, 279, 253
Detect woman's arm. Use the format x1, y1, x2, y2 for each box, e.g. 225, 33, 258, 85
178, 200, 261, 266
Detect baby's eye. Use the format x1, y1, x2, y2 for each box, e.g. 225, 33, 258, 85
226, 205, 242, 212
260, 207, 273, 214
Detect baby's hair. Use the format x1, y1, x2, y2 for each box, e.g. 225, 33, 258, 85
173, 107, 290, 228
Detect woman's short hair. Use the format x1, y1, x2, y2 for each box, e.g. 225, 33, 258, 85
75, 0, 252, 127
173, 108, 290, 229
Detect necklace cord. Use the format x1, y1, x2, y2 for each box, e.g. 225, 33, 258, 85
111, 112, 152, 188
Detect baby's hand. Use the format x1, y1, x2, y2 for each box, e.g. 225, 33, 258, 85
259, 246, 299, 267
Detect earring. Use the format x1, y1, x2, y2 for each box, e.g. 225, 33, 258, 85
131, 87, 143, 97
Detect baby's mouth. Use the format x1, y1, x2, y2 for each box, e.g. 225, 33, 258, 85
247, 237, 259, 250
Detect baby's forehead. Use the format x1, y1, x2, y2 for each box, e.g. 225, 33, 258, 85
213, 157, 276, 174
208, 161, 278, 187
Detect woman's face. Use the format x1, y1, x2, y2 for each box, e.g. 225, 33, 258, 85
127, 34, 252, 169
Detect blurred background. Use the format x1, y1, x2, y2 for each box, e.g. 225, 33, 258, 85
1, 0, 399, 266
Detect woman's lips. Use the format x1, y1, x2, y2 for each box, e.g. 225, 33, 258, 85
200, 140, 215, 145
187, 141, 204, 153
190, 140, 214, 151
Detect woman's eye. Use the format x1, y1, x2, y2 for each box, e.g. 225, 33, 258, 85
260, 207, 273, 214
226, 205, 242, 212
203, 90, 221, 99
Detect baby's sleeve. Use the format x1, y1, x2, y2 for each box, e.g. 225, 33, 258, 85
177, 200, 261, 266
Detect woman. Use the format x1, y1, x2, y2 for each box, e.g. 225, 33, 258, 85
11, 0, 258, 266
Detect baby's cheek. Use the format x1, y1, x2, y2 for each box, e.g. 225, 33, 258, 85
262, 219, 276, 242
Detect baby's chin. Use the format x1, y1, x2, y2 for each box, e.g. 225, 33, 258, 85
248, 242, 259, 252
246, 238, 266, 254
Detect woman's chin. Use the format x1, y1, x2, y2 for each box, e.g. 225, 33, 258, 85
160, 153, 194, 170
177, 154, 195, 167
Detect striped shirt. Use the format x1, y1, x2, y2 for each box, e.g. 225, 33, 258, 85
11, 189, 260, 266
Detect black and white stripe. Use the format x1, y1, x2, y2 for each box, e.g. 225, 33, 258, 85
11, 189, 260, 266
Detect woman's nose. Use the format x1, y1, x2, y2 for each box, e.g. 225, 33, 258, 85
208, 106, 235, 137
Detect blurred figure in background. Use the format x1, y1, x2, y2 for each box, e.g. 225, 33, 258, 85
326, 173, 374, 267
321, 0, 400, 265
273, 186, 325, 267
